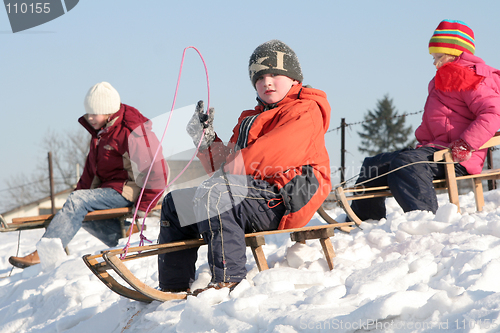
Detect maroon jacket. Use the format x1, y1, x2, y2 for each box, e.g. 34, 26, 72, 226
77, 104, 168, 212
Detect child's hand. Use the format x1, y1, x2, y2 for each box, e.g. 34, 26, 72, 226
186, 100, 215, 151
448, 138, 473, 162
136, 210, 147, 218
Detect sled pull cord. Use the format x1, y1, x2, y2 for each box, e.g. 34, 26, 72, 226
121, 46, 211, 258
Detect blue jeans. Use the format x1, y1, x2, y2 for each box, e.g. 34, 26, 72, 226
43, 188, 133, 248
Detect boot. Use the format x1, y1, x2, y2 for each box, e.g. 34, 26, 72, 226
9, 250, 40, 269
157, 286, 191, 293
192, 281, 239, 296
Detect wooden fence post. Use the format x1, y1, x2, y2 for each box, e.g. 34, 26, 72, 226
48, 152, 55, 215
340, 118, 346, 184
487, 147, 497, 190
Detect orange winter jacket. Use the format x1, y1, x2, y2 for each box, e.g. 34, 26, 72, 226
198, 84, 331, 229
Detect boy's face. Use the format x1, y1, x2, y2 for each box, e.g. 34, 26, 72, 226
255, 74, 299, 104
85, 113, 109, 130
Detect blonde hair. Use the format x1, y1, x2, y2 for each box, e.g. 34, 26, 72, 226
435, 54, 457, 69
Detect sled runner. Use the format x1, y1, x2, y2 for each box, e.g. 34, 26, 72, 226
83, 208, 353, 303
83, 239, 202, 302
336, 132, 500, 223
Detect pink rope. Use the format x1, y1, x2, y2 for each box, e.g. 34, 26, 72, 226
120, 46, 210, 258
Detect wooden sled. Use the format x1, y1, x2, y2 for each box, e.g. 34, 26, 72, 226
83, 210, 353, 303
1, 205, 161, 238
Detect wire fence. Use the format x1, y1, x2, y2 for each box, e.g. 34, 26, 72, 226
0, 110, 427, 192
0, 177, 74, 194
326, 110, 425, 182
326, 110, 424, 134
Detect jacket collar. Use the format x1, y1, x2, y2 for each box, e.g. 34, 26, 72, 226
78, 104, 125, 137
256, 83, 304, 111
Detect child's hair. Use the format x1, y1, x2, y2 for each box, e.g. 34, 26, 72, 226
435, 54, 457, 68
429, 20, 475, 56
248, 40, 303, 88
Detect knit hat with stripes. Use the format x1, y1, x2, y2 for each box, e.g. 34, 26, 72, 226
429, 20, 475, 56
248, 40, 303, 87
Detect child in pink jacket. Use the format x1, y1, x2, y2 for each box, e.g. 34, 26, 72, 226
350, 20, 500, 221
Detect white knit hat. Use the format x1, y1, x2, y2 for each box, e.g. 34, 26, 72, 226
84, 82, 121, 115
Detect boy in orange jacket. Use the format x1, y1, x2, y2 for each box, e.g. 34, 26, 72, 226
158, 40, 331, 294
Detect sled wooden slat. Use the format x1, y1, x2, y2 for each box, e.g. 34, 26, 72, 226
83, 217, 354, 303
335, 132, 500, 222
0, 205, 161, 233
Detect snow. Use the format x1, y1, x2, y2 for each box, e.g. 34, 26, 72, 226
2, 190, 500, 332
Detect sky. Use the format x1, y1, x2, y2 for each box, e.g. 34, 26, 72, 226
2, 0, 500, 208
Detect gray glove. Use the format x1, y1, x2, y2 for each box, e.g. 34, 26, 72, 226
186, 100, 215, 151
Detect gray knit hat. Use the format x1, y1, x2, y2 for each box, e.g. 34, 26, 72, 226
84, 82, 121, 115
248, 40, 303, 87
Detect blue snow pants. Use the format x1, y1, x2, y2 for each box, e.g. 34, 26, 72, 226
350, 146, 468, 221
158, 171, 285, 290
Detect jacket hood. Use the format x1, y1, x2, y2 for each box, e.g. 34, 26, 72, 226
458, 52, 485, 67
294, 84, 331, 132
457, 52, 500, 81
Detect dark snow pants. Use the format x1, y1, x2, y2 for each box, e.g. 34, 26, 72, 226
350, 146, 468, 221
158, 171, 285, 290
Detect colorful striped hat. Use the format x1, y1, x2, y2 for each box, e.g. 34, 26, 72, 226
429, 20, 475, 56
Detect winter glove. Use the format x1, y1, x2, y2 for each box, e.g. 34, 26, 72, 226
136, 210, 147, 218
186, 100, 215, 151
448, 138, 473, 163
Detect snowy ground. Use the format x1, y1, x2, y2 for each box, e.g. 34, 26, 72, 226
2, 189, 500, 333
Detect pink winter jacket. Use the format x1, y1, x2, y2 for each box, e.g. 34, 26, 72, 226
415, 52, 500, 174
